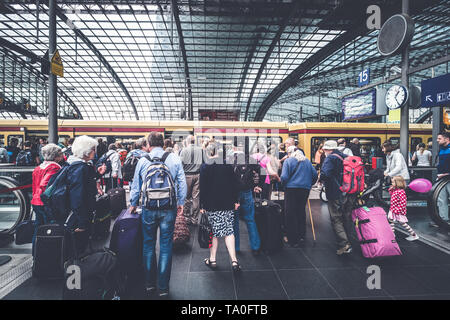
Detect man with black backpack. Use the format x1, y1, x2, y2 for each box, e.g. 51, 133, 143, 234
230, 141, 262, 255
16, 141, 40, 166
129, 132, 187, 299
122, 137, 149, 182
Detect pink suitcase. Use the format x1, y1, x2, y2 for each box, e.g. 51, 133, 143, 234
352, 206, 402, 258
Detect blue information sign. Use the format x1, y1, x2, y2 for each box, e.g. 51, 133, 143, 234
421, 73, 450, 108
357, 68, 370, 87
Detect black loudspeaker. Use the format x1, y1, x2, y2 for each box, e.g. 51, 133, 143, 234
377, 14, 414, 56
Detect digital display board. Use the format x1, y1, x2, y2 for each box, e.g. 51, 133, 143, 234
199, 109, 240, 121
342, 89, 376, 121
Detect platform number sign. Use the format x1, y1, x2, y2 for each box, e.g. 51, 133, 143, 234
358, 68, 370, 87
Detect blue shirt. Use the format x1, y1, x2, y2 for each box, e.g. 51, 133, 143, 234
280, 157, 317, 190
438, 144, 450, 175
129, 147, 187, 207
126, 149, 147, 159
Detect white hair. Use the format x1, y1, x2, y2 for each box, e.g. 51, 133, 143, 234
71, 135, 98, 159
287, 145, 306, 162
287, 145, 296, 154
41, 143, 62, 161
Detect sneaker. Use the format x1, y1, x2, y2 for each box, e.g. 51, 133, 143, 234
406, 235, 419, 241
158, 289, 169, 299
145, 287, 156, 299
429, 222, 439, 228
336, 244, 352, 255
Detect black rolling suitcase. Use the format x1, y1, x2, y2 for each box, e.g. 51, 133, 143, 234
254, 196, 283, 254
33, 224, 66, 279
63, 233, 121, 300
106, 180, 127, 217
92, 194, 112, 239
271, 183, 286, 238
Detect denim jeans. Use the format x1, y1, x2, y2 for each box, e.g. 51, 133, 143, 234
142, 208, 177, 291
233, 190, 261, 251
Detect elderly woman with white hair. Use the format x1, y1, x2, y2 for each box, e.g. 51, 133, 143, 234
279, 145, 318, 247
31, 143, 64, 251
63, 136, 106, 252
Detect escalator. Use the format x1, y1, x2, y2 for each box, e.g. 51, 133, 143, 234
0, 167, 33, 238
428, 175, 450, 232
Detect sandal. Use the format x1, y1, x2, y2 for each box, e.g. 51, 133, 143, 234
231, 261, 241, 272
204, 258, 217, 270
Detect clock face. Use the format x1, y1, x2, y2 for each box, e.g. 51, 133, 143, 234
385, 85, 408, 110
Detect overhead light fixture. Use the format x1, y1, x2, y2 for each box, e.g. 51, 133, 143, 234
163, 75, 173, 81
197, 76, 207, 81
390, 66, 402, 74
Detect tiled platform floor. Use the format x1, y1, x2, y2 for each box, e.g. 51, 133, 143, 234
2, 200, 450, 300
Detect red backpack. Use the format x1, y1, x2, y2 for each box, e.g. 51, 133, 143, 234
332, 155, 365, 194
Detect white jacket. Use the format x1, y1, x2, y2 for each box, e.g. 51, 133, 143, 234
385, 149, 410, 180
103, 150, 122, 179
337, 146, 353, 156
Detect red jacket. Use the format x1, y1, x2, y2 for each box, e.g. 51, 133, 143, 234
31, 161, 61, 206
389, 187, 407, 216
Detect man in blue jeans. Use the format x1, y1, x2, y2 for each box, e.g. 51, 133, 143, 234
129, 132, 187, 299
230, 143, 262, 255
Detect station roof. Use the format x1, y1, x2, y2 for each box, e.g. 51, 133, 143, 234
0, 0, 448, 121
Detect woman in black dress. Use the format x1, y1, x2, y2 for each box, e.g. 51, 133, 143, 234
200, 143, 242, 272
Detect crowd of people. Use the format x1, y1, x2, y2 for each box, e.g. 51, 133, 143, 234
22, 131, 450, 299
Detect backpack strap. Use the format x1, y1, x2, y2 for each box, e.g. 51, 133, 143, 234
161, 151, 170, 163
330, 153, 344, 161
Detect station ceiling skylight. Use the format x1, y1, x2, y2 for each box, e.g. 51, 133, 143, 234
0, 0, 447, 121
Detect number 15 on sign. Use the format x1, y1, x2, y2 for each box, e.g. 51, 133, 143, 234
358, 68, 370, 87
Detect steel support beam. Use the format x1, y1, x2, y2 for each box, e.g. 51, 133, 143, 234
0, 37, 40, 64
254, 25, 367, 121
48, 0, 58, 144
339, 54, 450, 100
432, 107, 443, 182
170, 0, 193, 120
244, 2, 299, 121
414, 110, 432, 123
54, 5, 139, 120
1, 38, 82, 119
235, 28, 265, 106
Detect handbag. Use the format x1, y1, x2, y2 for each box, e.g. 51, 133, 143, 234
15, 210, 35, 245
198, 213, 212, 249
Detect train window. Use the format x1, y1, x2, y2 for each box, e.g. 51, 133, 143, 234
389, 137, 400, 146
249, 136, 281, 155
7, 135, 23, 148
311, 137, 381, 164
0, 135, 4, 146
410, 137, 422, 153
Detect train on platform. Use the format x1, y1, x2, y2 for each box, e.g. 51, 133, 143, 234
0, 120, 432, 165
